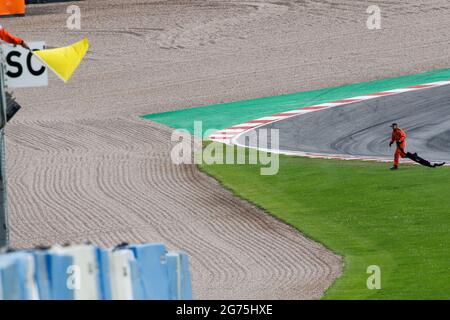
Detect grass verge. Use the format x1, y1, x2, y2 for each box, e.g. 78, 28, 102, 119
198, 144, 450, 299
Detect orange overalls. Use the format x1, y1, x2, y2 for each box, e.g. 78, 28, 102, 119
0, 26, 24, 46
391, 128, 407, 167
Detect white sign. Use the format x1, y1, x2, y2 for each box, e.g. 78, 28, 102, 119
2, 41, 48, 88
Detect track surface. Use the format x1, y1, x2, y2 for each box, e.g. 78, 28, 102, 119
236, 84, 450, 164
5, 0, 450, 298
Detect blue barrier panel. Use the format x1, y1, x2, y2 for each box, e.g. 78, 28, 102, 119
46, 252, 74, 300
126, 243, 169, 300
166, 252, 193, 300
0, 243, 193, 300
0, 252, 35, 300
166, 252, 179, 300
179, 252, 193, 300
96, 247, 112, 300
0, 255, 25, 299
32, 251, 51, 300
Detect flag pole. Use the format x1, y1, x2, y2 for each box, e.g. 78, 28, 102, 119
0, 46, 9, 247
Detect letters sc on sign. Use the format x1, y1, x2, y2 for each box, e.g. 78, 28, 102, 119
2, 41, 48, 89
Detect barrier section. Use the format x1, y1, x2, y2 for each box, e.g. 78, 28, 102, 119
128, 252, 145, 300
0, 0, 25, 16
0, 243, 193, 300
166, 252, 193, 300
109, 249, 136, 300
0, 252, 39, 299
46, 251, 74, 300
96, 247, 112, 300
125, 243, 169, 300
0, 254, 26, 299
109, 247, 146, 299
50, 245, 101, 300
32, 251, 51, 299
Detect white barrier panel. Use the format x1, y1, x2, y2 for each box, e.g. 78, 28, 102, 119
109, 249, 134, 300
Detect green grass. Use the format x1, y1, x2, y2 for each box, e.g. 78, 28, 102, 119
199, 145, 450, 299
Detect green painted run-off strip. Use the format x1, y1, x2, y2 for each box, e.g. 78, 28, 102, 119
142, 69, 450, 136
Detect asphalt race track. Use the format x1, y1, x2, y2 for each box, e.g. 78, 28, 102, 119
237, 85, 450, 164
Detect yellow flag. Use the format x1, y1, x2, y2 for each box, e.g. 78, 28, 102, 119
33, 38, 89, 82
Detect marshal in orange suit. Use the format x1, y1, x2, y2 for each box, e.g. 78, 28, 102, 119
389, 123, 407, 170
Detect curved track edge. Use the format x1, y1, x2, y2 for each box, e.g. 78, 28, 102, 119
208, 80, 450, 164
